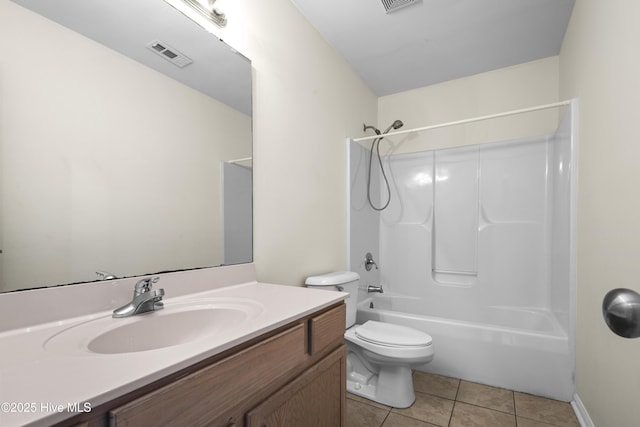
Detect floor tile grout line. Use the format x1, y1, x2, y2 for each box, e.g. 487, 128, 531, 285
385, 411, 444, 427
450, 379, 461, 427
413, 388, 458, 403
453, 400, 517, 416
378, 408, 391, 427
447, 400, 456, 427
351, 391, 515, 414
393, 412, 447, 427
349, 396, 565, 427
515, 413, 565, 427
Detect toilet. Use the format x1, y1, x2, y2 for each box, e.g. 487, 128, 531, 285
305, 271, 433, 408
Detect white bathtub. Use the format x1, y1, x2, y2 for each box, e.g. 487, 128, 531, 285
356, 294, 574, 401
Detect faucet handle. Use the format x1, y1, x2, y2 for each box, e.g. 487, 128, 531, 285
364, 252, 379, 271
134, 276, 160, 295
96, 270, 117, 280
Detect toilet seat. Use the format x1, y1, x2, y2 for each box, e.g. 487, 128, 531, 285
344, 322, 434, 360
355, 321, 432, 348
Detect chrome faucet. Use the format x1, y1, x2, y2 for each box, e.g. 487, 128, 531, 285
112, 277, 164, 318
367, 285, 384, 293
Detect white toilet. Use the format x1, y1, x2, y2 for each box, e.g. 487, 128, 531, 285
305, 271, 434, 408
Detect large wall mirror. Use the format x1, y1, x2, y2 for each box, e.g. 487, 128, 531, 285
1, 0, 253, 293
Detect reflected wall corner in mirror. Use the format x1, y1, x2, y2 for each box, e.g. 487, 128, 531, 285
1, 0, 253, 294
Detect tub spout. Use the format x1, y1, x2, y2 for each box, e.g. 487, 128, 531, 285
367, 285, 384, 293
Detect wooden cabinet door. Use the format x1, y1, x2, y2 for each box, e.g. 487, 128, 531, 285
246, 345, 346, 427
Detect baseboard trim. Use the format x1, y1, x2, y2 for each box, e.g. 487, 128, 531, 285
571, 393, 594, 427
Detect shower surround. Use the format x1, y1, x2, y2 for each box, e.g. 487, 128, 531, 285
348, 104, 575, 401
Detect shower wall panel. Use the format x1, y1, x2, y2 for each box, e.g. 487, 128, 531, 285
381, 151, 433, 226
477, 138, 550, 309
375, 135, 563, 313
379, 151, 433, 297
432, 146, 479, 282
549, 110, 573, 332
349, 141, 381, 287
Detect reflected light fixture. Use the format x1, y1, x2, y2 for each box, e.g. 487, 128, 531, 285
164, 0, 227, 32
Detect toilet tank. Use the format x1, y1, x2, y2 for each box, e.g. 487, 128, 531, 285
305, 271, 359, 328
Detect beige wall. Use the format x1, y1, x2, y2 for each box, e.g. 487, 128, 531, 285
377, 56, 561, 154
216, 0, 378, 285
379, 56, 560, 130
560, 1, 640, 425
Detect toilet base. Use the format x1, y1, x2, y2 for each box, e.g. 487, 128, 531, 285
346, 353, 416, 408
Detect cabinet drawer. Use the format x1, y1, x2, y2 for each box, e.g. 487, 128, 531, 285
109, 324, 306, 427
308, 304, 345, 355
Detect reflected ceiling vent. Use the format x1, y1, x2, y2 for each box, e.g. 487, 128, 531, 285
146, 40, 193, 68
381, 0, 420, 14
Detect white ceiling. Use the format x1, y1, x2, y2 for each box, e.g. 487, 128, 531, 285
13, 0, 574, 110
291, 0, 575, 97
11, 0, 252, 115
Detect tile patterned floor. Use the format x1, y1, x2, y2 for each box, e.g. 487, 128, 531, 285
347, 372, 580, 427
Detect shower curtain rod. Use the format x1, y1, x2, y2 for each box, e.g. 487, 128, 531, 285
352, 100, 572, 143
226, 156, 253, 164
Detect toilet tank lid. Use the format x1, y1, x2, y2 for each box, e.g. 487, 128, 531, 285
305, 271, 359, 286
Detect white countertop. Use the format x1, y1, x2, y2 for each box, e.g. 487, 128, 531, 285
0, 267, 346, 426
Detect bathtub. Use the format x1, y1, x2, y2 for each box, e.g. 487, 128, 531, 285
356, 294, 574, 401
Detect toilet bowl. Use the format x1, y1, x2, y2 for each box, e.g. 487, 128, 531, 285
305, 272, 433, 408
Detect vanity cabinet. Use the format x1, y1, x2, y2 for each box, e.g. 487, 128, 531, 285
245, 347, 344, 426
63, 303, 346, 427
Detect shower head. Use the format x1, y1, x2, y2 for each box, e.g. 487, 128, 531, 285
363, 124, 381, 135
363, 120, 403, 136
383, 119, 404, 134
364, 120, 402, 212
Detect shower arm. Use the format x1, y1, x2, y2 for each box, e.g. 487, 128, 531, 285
363, 124, 381, 135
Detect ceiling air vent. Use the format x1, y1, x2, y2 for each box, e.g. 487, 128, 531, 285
381, 0, 420, 14
146, 40, 193, 68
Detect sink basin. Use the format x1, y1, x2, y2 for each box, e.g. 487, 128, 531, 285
44, 298, 263, 354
